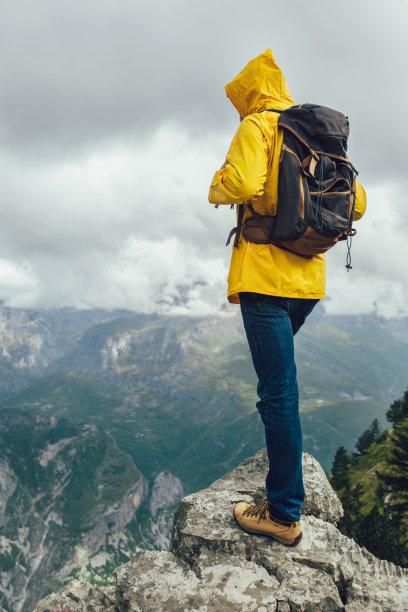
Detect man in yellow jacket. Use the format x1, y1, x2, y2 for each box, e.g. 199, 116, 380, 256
209, 49, 366, 546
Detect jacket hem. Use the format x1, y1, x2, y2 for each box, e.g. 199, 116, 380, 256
228, 289, 325, 304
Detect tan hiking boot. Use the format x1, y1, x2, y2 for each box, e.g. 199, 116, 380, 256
233, 498, 302, 546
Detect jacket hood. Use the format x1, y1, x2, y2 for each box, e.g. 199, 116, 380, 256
225, 49, 294, 118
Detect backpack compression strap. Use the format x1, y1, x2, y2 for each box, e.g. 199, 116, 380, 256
246, 204, 272, 241
226, 204, 245, 248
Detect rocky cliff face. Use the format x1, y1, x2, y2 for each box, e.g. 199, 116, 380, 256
0, 410, 183, 612
33, 449, 408, 611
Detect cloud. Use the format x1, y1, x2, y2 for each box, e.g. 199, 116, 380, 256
0, 124, 229, 252
326, 183, 408, 317
1, 126, 406, 318
0, 0, 407, 315
21, 235, 229, 315
1, 0, 407, 178
0, 126, 233, 312
0, 259, 39, 307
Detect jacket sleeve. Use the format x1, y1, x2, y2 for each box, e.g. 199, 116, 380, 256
353, 180, 367, 221
208, 115, 270, 205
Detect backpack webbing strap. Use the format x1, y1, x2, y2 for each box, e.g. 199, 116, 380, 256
226, 204, 245, 247
301, 155, 318, 178
247, 204, 272, 242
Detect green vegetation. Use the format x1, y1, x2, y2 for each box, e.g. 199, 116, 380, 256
4, 311, 408, 493
331, 388, 408, 566
0, 545, 18, 572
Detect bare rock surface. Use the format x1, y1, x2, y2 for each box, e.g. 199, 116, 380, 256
34, 449, 408, 611
33, 580, 115, 612
115, 551, 284, 611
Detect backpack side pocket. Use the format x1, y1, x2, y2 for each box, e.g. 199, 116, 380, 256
269, 145, 309, 242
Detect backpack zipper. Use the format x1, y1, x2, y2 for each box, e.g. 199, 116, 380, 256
279, 144, 286, 162
280, 144, 301, 163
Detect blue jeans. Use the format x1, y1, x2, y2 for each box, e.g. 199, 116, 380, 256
239, 292, 318, 522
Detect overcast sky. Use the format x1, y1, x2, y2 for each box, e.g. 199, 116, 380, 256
0, 0, 407, 317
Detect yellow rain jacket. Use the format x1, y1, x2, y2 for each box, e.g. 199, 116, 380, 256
209, 49, 366, 304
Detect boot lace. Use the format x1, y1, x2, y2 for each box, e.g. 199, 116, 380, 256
242, 498, 269, 523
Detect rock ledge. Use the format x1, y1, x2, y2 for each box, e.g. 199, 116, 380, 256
34, 450, 408, 611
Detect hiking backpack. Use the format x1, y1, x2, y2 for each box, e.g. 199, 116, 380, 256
227, 104, 358, 269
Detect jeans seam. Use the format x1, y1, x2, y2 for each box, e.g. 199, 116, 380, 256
243, 315, 265, 384
254, 298, 264, 314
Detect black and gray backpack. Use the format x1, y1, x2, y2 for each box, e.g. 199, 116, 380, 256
227, 104, 358, 269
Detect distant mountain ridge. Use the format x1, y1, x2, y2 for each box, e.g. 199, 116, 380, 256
0, 304, 128, 396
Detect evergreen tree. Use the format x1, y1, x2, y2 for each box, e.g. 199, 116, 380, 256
338, 481, 364, 540
354, 418, 381, 457
355, 496, 404, 565
386, 388, 408, 426
381, 416, 408, 520
331, 389, 408, 567
331, 446, 350, 491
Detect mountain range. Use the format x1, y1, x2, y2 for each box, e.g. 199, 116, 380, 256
2, 303, 407, 483
0, 303, 407, 609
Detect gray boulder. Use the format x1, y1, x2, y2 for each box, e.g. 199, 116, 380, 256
34, 449, 408, 612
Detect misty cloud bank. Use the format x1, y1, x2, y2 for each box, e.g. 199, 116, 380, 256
0, 0, 407, 316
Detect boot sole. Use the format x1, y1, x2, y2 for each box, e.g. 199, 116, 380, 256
233, 510, 302, 547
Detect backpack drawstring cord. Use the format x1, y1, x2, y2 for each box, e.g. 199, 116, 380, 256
346, 232, 353, 271
315, 156, 325, 232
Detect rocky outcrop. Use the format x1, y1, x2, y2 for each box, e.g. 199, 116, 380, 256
34, 449, 408, 611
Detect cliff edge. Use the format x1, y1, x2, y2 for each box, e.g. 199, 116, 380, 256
34, 449, 408, 611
